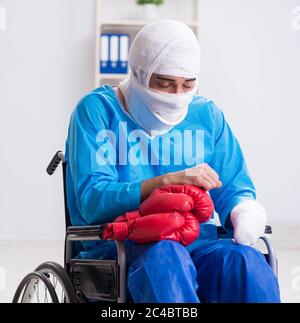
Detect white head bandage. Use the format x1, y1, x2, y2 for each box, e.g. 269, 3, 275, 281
129, 19, 201, 86
119, 20, 201, 136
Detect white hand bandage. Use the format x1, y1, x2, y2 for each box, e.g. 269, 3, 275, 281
230, 200, 267, 246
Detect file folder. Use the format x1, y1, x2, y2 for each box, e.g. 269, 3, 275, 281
100, 34, 109, 70
120, 34, 129, 72
100, 33, 130, 74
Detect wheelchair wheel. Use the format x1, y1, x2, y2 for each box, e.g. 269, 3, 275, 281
35, 262, 78, 303
12, 271, 59, 303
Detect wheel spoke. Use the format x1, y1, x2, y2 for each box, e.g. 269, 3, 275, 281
45, 286, 48, 303
39, 268, 73, 303
53, 276, 58, 289
34, 280, 40, 303
13, 271, 63, 304
14, 263, 76, 303
61, 289, 65, 303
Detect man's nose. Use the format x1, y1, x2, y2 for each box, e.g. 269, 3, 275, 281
172, 86, 185, 94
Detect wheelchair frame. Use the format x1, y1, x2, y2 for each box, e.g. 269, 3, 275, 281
13, 151, 278, 303
47, 151, 127, 303
53, 150, 278, 302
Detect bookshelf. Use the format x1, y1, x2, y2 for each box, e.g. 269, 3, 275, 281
95, 0, 201, 88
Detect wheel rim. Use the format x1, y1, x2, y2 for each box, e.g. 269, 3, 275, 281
38, 268, 69, 303
35, 262, 78, 303
13, 272, 59, 303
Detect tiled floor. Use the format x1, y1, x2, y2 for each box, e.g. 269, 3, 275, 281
1, 224, 299, 303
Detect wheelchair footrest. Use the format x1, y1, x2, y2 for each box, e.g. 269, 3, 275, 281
70, 259, 119, 302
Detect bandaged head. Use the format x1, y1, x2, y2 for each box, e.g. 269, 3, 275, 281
119, 20, 201, 136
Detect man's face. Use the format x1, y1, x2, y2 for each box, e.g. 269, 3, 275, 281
149, 73, 196, 94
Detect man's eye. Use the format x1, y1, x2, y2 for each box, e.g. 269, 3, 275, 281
183, 82, 194, 89
158, 82, 171, 88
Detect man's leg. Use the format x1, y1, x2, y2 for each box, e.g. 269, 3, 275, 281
190, 239, 280, 303
126, 240, 200, 303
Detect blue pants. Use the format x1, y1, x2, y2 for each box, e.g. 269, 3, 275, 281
126, 239, 280, 303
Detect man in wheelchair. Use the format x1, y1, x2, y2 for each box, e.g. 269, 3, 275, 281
64, 20, 280, 303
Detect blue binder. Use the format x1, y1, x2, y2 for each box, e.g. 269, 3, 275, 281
100, 33, 130, 74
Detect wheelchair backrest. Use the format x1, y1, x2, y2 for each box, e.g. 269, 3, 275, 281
47, 151, 72, 230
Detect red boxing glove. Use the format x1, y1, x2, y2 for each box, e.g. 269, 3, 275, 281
113, 210, 140, 223
103, 211, 199, 246
140, 184, 214, 223
102, 184, 214, 245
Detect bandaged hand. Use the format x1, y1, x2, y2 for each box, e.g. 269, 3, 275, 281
230, 200, 267, 246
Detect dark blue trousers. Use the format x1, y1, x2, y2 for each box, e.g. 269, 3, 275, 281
126, 239, 280, 303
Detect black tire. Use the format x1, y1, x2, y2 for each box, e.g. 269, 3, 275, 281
35, 262, 78, 303
12, 271, 59, 303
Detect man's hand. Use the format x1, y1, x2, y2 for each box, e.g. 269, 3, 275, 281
141, 163, 222, 201
230, 200, 267, 246
166, 163, 222, 191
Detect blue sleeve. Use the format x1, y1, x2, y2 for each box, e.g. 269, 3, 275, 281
67, 94, 142, 225
208, 101, 256, 231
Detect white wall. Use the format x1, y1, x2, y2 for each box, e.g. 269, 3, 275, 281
199, 0, 300, 225
0, 0, 299, 241
0, 0, 95, 240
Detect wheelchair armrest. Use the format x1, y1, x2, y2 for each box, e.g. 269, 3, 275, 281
66, 224, 107, 240
264, 225, 272, 234
217, 225, 272, 239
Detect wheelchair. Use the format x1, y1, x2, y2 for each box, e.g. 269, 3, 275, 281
12, 151, 278, 303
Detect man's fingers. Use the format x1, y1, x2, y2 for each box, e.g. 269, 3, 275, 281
201, 168, 222, 187
194, 176, 217, 191
196, 163, 220, 182
202, 163, 220, 181
183, 164, 222, 189
198, 179, 212, 191
202, 174, 222, 189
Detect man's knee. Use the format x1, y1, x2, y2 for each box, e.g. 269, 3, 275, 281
192, 240, 280, 302
218, 241, 266, 268
129, 239, 196, 274
216, 242, 279, 289
127, 239, 199, 303
142, 240, 191, 263
223, 243, 260, 258
153, 239, 187, 251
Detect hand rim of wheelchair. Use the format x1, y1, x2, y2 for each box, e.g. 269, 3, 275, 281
12, 271, 60, 303
35, 262, 78, 303
13, 262, 78, 303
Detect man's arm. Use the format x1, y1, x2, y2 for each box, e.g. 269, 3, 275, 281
67, 94, 142, 225
207, 101, 256, 232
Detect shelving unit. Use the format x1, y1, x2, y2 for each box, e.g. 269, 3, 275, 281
95, 0, 201, 88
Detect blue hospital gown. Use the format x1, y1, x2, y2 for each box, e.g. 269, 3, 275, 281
65, 85, 280, 303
